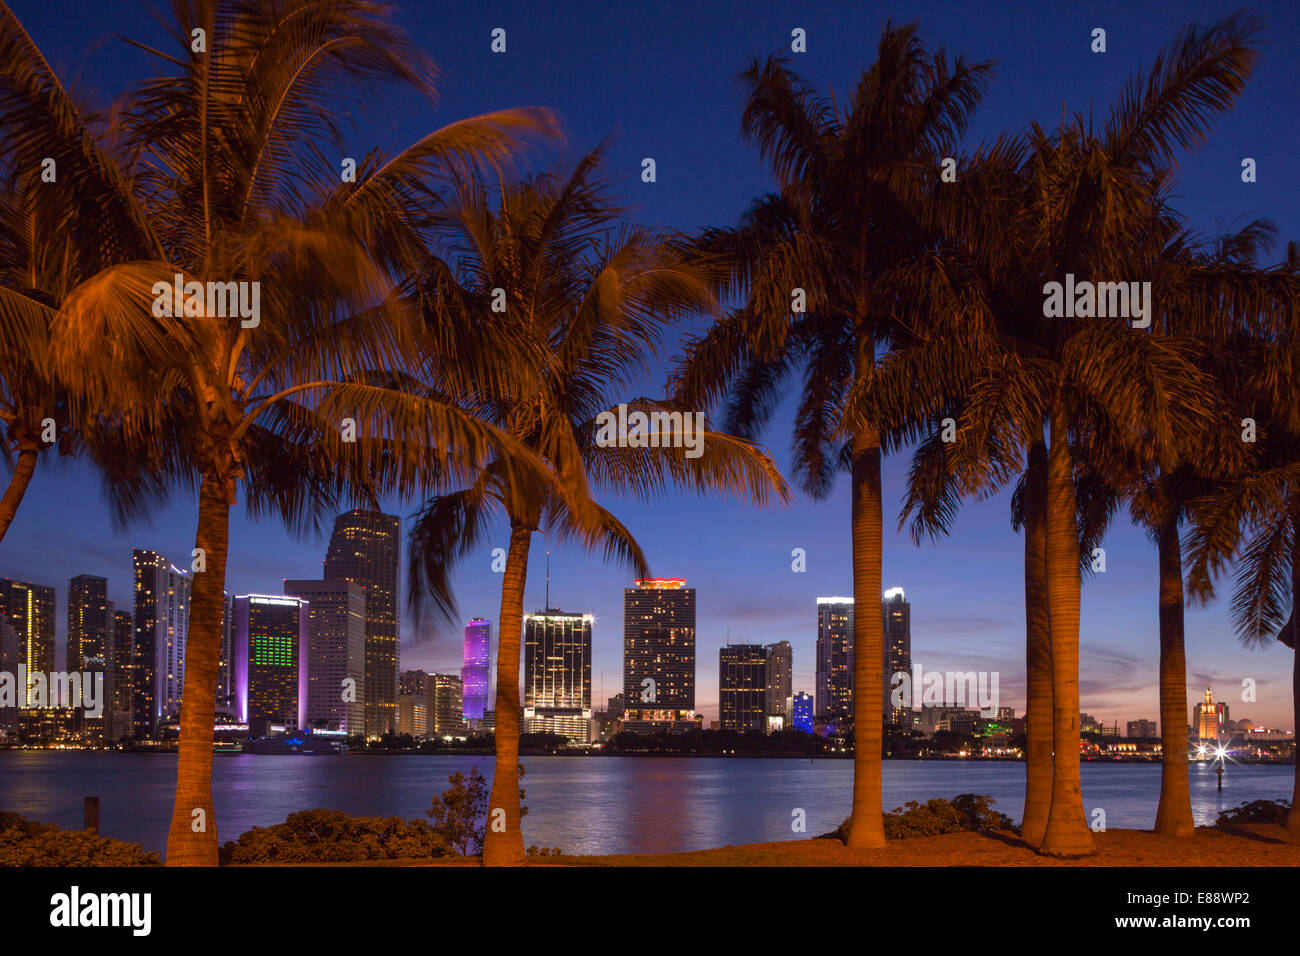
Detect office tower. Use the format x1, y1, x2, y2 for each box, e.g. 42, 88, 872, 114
108, 610, 135, 742
462, 618, 491, 721
0, 619, 18, 734
215, 592, 234, 717
427, 673, 465, 736
1127, 719, 1158, 739
1194, 687, 1228, 740
0, 578, 56, 701
719, 643, 767, 733
793, 691, 814, 733
132, 550, 191, 736
815, 597, 854, 725
324, 509, 401, 737
523, 609, 593, 742
623, 578, 696, 732
764, 640, 793, 732
233, 595, 309, 730
284, 578, 365, 734
882, 587, 912, 727
67, 575, 111, 739
397, 669, 428, 737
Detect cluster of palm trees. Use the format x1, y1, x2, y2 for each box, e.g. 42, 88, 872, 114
0, 0, 1296, 867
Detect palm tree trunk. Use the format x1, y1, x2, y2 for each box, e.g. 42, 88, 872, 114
1038, 401, 1094, 856
846, 423, 886, 848
1021, 439, 1053, 846
165, 469, 231, 866
1289, 507, 1300, 835
0, 445, 38, 544
1154, 517, 1194, 836
482, 520, 532, 865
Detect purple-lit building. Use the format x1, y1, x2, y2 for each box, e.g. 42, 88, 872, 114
462, 619, 491, 721
233, 595, 310, 731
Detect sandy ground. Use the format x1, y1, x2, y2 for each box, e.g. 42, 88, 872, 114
301, 824, 1299, 867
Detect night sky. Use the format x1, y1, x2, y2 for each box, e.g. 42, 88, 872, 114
3, 0, 1298, 728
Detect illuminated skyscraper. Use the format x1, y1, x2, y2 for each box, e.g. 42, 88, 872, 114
284, 578, 365, 733
428, 673, 465, 736
108, 610, 135, 742
0, 619, 19, 734
1194, 687, 1229, 740
397, 669, 428, 737
882, 587, 913, 727
523, 609, 593, 742
623, 578, 696, 732
764, 640, 793, 731
324, 510, 401, 737
67, 575, 110, 740
233, 595, 309, 730
132, 550, 191, 737
816, 597, 853, 725
0, 578, 56, 702
462, 618, 491, 721
719, 643, 767, 733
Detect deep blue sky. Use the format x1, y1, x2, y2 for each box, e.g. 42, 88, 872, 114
3, 0, 1297, 727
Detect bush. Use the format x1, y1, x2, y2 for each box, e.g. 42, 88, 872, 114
1216, 799, 1292, 826
427, 764, 528, 856
219, 808, 448, 864
819, 794, 1013, 842
0, 812, 160, 866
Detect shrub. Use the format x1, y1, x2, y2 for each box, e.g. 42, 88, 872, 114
427, 764, 528, 856
0, 812, 160, 866
819, 793, 1013, 842
1216, 799, 1292, 826
219, 808, 448, 864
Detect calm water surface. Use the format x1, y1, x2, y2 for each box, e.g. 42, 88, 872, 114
0, 753, 1290, 855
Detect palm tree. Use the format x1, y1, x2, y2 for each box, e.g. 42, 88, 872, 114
1186, 240, 1300, 834
673, 23, 994, 848
880, 14, 1263, 856
1, 0, 561, 866
407, 150, 790, 865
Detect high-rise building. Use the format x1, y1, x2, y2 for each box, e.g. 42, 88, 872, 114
524, 609, 593, 742
108, 610, 135, 742
67, 575, 110, 739
284, 578, 365, 734
1127, 719, 1158, 739
132, 550, 191, 737
623, 578, 696, 732
397, 669, 428, 737
764, 640, 793, 732
324, 509, 401, 737
815, 597, 853, 725
793, 691, 814, 733
1194, 687, 1228, 740
462, 618, 491, 721
216, 592, 234, 717
0, 619, 19, 734
427, 673, 465, 736
882, 587, 912, 727
233, 595, 309, 731
0, 578, 56, 703
719, 643, 767, 733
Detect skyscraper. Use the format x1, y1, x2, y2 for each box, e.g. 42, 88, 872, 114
764, 640, 793, 731
523, 609, 593, 742
1194, 687, 1228, 740
233, 595, 309, 730
397, 669, 428, 737
428, 673, 465, 736
216, 592, 233, 717
324, 510, 401, 737
623, 578, 696, 732
67, 575, 110, 739
815, 597, 854, 725
0, 619, 19, 734
792, 691, 814, 734
284, 578, 365, 733
462, 618, 491, 721
719, 643, 767, 733
882, 587, 913, 727
132, 550, 191, 737
108, 610, 135, 742
0, 578, 56, 702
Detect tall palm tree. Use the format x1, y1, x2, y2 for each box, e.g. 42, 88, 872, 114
674, 23, 994, 848
408, 150, 790, 866
2, 0, 561, 866
878, 13, 1262, 856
